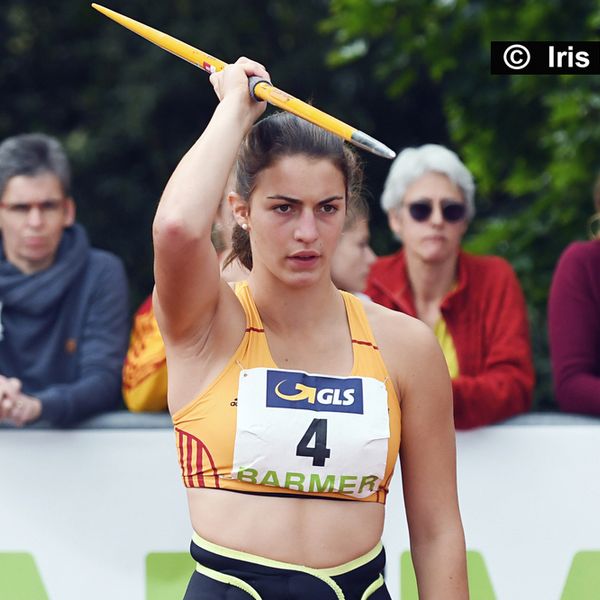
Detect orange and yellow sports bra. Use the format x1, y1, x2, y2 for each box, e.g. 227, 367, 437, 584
172, 282, 401, 504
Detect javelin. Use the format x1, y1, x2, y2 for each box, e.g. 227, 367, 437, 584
91, 4, 396, 160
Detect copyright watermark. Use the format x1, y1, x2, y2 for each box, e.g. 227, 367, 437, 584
491, 41, 600, 74
502, 44, 531, 70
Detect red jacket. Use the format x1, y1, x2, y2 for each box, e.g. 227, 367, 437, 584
366, 250, 534, 429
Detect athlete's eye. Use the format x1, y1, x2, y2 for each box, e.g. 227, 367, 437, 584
320, 204, 338, 214
274, 204, 292, 213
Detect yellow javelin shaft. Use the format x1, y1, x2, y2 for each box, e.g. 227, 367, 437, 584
91, 4, 395, 159
92, 4, 227, 74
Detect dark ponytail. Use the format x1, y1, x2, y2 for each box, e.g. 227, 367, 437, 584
229, 223, 253, 270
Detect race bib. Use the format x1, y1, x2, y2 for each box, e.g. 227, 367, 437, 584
231, 368, 390, 498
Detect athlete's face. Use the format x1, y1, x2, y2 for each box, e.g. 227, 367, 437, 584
239, 155, 346, 287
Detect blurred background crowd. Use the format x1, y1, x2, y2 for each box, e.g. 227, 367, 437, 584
2, 0, 600, 414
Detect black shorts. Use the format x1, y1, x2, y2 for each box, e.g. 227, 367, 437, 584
184, 531, 391, 599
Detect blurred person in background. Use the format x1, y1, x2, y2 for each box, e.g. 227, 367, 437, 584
366, 143, 534, 429
548, 174, 600, 415
0, 133, 129, 427
331, 194, 376, 298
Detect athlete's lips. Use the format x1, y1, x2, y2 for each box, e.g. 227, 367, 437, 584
287, 250, 321, 268
288, 250, 321, 259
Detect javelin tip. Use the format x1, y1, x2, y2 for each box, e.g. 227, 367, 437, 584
351, 131, 396, 160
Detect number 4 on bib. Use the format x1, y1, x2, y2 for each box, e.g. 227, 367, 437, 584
296, 418, 331, 467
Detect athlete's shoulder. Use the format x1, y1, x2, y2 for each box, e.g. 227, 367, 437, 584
362, 296, 423, 331
362, 299, 439, 363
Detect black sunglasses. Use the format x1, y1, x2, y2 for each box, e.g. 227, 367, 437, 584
406, 199, 467, 223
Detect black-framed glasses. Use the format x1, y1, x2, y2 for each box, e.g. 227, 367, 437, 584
406, 199, 467, 223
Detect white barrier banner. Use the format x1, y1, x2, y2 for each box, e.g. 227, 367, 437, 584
0, 424, 598, 599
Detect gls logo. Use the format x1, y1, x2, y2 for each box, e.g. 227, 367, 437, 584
275, 381, 355, 405
266, 369, 364, 414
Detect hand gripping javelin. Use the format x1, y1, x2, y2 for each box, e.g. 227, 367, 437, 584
91, 4, 396, 160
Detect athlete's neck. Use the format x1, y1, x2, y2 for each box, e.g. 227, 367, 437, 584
247, 271, 343, 335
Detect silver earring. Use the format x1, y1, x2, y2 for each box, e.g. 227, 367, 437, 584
241, 223, 249, 231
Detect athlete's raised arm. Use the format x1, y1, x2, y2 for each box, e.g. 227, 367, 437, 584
152, 58, 268, 343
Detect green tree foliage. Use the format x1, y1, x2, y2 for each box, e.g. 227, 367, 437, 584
324, 0, 600, 407
3, 0, 597, 408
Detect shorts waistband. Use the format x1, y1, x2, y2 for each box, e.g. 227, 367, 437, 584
191, 529, 384, 576
189, 531, 388, 600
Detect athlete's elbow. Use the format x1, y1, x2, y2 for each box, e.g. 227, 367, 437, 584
153, 213, 202, 253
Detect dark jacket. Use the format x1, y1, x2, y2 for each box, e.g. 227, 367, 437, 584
0, 224, 129, 426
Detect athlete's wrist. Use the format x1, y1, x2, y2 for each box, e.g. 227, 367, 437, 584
216, 93, 263, 132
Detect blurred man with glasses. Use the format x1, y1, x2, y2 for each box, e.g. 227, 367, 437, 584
0, 133, 129, 427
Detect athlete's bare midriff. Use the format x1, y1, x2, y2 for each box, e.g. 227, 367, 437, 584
187, 487, 385, 567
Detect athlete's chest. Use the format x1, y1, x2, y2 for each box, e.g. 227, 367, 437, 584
263, 328, 355, 377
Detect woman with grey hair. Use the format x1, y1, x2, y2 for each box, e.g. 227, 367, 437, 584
366, 144, 534, 429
